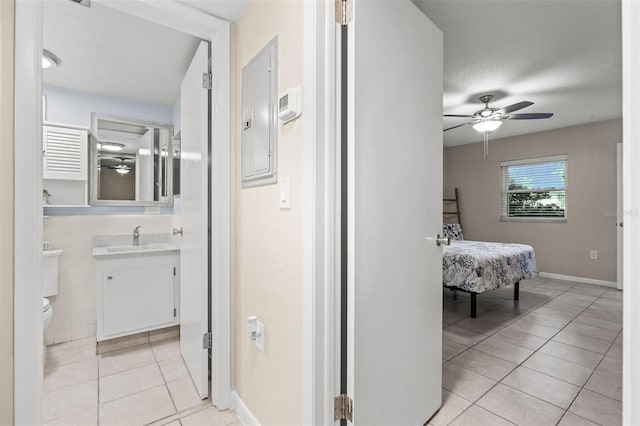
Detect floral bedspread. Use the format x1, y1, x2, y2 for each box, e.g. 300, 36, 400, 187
443, 240, 537, 293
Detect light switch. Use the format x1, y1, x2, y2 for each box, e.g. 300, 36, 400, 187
279, 176, 291, 209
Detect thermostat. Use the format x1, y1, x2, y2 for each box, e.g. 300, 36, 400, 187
278, 87, 302, 123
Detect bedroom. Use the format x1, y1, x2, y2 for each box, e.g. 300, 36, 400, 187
416, 1, 624, 425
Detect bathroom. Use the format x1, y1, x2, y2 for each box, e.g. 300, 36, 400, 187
39, 2, 227, 423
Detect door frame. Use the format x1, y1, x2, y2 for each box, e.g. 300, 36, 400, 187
301, 0, 341, 424
622, 1, 640, 424
13, 1, 231, 423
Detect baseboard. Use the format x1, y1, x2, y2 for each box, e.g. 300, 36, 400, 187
538, 272, 617, 288
231, 391, 260, 426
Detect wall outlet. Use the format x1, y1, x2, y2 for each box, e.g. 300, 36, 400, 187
590, 250, 598, 260
255, 320, 265, 352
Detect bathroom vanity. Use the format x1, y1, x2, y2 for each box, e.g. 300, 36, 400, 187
93, 242, 180, 342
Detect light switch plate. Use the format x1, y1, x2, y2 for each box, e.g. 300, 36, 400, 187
279, 176, 291, 209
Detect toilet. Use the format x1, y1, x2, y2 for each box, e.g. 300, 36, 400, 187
42, 249, 63, 341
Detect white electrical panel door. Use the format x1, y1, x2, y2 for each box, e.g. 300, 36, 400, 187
241, 37, 278, 188
43, 124, 88, 181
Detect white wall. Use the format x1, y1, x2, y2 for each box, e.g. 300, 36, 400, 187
43, 214, 174, 345
44, 84, 173, 128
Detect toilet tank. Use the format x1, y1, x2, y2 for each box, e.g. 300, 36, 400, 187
43, 249, 63, 297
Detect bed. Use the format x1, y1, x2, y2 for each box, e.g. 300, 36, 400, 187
442, 224, 537, 318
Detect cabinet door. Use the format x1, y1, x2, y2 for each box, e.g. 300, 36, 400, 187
43, 125, 88, 181
103, 264, 175, 337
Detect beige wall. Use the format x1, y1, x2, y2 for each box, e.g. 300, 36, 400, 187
444, 119, 622, 282
43, 215, 174, 345
232, 2, 304, 424
0, 1, 15, 423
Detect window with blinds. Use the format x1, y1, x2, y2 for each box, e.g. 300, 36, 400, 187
501, 155, 567, 221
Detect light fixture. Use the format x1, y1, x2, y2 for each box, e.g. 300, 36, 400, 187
42, 49, 61, 69
472, 119, 503, 133
472, 119, 503, 160
115, 165, 130, 175
100, 142, 125, 152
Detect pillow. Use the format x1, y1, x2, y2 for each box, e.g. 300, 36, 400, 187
442, 223, 464, 241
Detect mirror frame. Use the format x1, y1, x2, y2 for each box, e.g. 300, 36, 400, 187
89, 113, 174, 207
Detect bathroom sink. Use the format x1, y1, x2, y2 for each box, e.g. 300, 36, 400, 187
106, 246, 148, 253
93, 243, 178, 257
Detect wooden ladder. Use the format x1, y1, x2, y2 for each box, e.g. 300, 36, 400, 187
443, 187, 462, 227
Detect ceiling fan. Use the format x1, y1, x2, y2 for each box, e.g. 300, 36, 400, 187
444, 94, 554, 132
444, 94, 554, 158
104, 157, 134, 175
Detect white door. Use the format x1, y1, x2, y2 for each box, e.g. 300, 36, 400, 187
179, 40, 209, 399
347, 1, 444, 424
617, 142, 623, 290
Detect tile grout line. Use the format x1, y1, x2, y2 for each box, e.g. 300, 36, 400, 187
558, 317, 622, 424
151, 341, 180, 417
485, 283, 610, 424
443, 280, 618, 425
443, 280, 581, 425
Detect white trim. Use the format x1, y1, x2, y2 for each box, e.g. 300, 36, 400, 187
500, 154, 567, 167
14, 2, 44, 424
538, 272, 617, 288
14, 1, 232, 420
230, 391, 261, 426
304, 1, 339, 424
623, 1, 640, 424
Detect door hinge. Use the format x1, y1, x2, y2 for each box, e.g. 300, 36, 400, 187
335, 0, 353, 26
334, 394, 353, 422
173, 267, 176, 276
202, 332, 212, 349
173, 307, 177, 317
202, 71, 212, 90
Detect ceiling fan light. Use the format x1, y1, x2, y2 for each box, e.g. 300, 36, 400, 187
473, 119, 503, 133
100, 142, 125, 152
115, 165, 130, 175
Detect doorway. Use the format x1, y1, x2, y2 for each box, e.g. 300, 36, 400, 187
13, 1, 231, 424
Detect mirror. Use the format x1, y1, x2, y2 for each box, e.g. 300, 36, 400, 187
90, 114, 174, 206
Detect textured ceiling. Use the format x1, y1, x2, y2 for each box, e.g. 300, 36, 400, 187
413, 0, 622, 146
43, 1, 201, 106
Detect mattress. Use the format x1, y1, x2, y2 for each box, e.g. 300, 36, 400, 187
442, 240, 537, 293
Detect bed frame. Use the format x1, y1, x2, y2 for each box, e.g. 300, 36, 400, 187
444, 281, 520, 318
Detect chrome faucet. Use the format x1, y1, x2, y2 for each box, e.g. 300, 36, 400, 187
133, 225, 141, 246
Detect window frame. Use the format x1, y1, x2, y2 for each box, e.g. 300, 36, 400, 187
500, 154, 568, 223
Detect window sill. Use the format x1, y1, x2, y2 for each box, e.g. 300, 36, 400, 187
500, 217, 567, 223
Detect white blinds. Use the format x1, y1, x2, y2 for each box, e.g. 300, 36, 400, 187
501, 155, 567, 220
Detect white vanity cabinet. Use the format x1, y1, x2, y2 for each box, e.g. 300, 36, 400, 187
95, 251, 180, 341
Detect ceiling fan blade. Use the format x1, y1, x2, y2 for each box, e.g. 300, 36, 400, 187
444, 122, 471, 131
506, 113, 554, 120
443, 114, 473, 118
499, 101, 533, 114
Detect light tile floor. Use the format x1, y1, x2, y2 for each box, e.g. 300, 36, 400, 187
435, 276, 623, 426
44, 336, 240, 426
